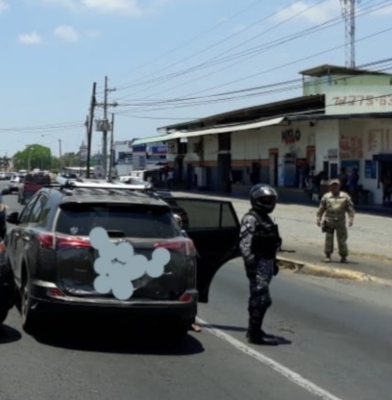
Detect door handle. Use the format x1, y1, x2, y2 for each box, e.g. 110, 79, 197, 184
14, 232, 20, 238
22, 235, 30, 242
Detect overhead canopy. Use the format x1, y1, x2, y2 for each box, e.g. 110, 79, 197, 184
286, 112, 392, 121
132, 116, 286, 145
372, 153, 392, 162
132, 131, 186, 146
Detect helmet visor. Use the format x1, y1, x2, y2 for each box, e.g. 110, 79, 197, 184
258, 195, 276, 206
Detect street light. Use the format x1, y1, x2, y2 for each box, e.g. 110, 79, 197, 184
41, 135, 62, 171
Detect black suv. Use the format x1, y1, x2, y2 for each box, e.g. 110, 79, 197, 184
2, 179, 240, 337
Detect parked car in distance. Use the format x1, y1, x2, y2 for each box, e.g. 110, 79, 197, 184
8, 174, 24, 193
18, 172, 51, 205
116, 176, 154, 190
3, 178, 240, 340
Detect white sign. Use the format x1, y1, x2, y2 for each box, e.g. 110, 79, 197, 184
325, 86, 392, 115
132, 154, 146, 170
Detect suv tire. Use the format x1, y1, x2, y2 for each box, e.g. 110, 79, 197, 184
20, 274, 40, 335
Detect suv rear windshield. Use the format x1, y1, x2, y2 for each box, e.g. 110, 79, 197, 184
55, 204, 180, 239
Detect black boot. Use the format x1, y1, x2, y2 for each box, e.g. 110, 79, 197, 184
246, 328, 279, 345
246, 317, 279, 346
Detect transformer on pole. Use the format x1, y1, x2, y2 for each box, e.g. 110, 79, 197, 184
340, 0, 356, 69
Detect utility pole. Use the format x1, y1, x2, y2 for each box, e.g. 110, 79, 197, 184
102, 76, 108, 178
58, 139, 62, 171
108, 113, 115, 180
86, 82, 97, 178
96, 76, 117, 178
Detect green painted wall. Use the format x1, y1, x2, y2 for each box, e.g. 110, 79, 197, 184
303, 74, 392, 96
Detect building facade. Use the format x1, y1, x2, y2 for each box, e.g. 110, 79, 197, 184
133, 64, 392, 205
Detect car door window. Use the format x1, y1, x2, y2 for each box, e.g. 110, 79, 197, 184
166, 197, 240, 303
27, 194, 49, 224
167, 198, 238, 229
18, 195, 40, 224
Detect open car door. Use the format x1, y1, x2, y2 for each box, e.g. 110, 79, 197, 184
164, 197, 241, 303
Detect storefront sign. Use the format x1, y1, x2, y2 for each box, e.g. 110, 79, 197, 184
339, 135, 363, 159
132, 144, 147, 153
148, 145, 167, 155
281, 128, 301, 144
325, 86, 392, 115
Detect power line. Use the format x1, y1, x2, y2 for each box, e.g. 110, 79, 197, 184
114, 61, 392, 117
96, 0, 270, 93
113, 25, 392, 116
113, 0, 329, 95
114, 0, 389, 103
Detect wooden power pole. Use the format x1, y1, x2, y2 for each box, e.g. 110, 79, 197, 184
86, 82, 96, 178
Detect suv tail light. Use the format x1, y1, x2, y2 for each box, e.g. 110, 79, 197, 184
37, 233, 91, 249
154, 238, 196, 256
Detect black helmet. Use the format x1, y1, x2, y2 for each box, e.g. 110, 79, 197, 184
249, 183, 278, 214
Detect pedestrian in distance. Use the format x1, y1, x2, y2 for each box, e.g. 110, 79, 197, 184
239, 184, 282, 346
316, 178, 355, 263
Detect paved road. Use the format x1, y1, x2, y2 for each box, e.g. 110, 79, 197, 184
1, 186, 391, 400
174, 191, 392, 281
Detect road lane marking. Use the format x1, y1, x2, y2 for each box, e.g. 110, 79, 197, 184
196, 317, 344, 400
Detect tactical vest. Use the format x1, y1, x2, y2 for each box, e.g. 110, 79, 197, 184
247, 209, 282, 259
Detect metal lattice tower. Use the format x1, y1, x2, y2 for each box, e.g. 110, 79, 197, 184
340, 0, 356, 68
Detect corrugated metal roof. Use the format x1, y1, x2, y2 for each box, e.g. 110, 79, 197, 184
131, 116, 286, 145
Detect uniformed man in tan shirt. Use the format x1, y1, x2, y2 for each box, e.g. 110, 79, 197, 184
316, 178, 355, 263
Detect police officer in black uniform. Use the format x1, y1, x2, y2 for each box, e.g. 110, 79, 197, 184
239, 183, 281, 345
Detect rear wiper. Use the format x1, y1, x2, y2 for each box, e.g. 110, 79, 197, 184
106, 230, 125, 238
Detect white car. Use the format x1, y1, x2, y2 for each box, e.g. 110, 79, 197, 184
8, 174, 23, 192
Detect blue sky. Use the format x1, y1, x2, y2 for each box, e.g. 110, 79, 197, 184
1, 0, 392, 158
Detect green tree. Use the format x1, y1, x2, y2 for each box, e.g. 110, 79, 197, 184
61, 152, 80, 168
12, 144, 52, 170
0, 156, 11, 170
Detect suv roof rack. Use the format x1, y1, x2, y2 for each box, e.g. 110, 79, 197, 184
54, 176, 153, 191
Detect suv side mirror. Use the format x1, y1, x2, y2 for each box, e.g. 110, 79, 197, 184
6, 212, 19, 225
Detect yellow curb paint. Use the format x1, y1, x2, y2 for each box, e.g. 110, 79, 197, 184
277, 257, 392, 287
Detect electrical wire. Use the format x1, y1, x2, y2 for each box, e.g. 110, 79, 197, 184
114, 61, 392, 117
113, 0, 386, 99
112, 26, 392, 116
113, 0, 331, 95
96, 0, 270, 94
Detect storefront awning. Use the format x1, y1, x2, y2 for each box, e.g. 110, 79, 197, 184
132, 116, 286, 145
132, 131, 186, 146
372, 153, 392, 162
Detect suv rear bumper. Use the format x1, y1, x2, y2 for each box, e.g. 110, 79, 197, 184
29, 279, 198, 322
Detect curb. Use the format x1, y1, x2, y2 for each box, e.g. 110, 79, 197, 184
277, 256, 392, 286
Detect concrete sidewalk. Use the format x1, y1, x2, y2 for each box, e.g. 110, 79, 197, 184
174, 187, 392, 218
172, 190, 392, 286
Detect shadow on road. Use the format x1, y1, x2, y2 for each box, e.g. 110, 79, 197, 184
32, 318, 205, 356
200, 323, 292, 345
0, 324, 22, 344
